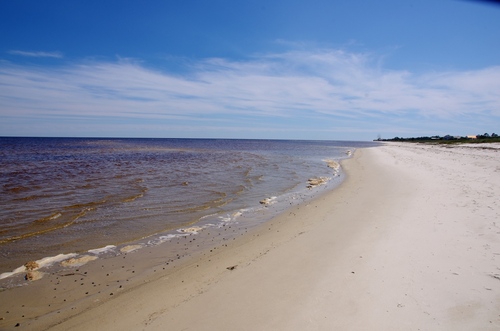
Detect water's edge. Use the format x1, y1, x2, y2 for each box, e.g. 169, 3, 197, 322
0, 152, 348, 284
0, 150, 369, 331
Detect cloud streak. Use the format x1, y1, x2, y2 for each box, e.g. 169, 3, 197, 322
1, 48, 499, 138
8, 50, 64, 58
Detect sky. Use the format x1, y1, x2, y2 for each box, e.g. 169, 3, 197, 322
1, 0, 499, 141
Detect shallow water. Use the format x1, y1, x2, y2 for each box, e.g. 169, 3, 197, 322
0, 137, 377, 274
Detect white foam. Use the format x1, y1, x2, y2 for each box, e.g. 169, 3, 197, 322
37, 253, 79, 268
0, 252, 78, 280
219, 216, 232, 222
178, 226, 204, 234
88, 245, 116, 255
120, 244, 143, 253
0, 266, 27, 280
148, 233, 188, 245
199, 213, 218, 221
260, 196, 277, 206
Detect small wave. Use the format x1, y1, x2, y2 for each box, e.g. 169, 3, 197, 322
65, 199, 106, 210
15, 194, 46, 201
170, 192, 228, 214
171, 204, 212, 213
5, 186, 30, 194
3, 204, 99, 243
210, 191, 227, 203
234, 185, 246, 195
35, 212, 62, 223
0, 218, 76, 245
122, 193, 144, 203
243, 168, 252, 177
122, 187, 148, 203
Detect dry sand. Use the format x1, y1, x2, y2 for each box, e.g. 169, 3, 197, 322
1, 142, 499, 330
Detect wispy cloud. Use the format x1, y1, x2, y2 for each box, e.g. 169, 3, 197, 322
8, 50, 64, 58
0, 49, 499, 138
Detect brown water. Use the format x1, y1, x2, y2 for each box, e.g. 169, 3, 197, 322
0, 137, 377, 274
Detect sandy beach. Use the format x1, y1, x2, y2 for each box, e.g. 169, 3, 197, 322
2, 142, 500, 330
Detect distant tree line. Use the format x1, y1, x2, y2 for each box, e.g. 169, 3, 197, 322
476, 133, 499, 139
376, 132, 500, 144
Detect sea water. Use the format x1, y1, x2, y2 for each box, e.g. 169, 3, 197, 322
0, 137, 377, 275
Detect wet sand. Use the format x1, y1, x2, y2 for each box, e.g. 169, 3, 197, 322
2, 143, 500, 330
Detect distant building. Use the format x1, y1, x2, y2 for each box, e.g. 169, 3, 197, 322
467, 135, 477, 139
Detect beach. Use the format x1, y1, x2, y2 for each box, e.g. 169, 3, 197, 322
2, 142, 500, 330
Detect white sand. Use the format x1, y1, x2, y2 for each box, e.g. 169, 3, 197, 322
4, 143, 500, 330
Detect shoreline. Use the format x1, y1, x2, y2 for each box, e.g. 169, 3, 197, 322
0, 151, 349, 277
0, 137, 360, 275
0, 150, 351, 330
2, 143, 500, 330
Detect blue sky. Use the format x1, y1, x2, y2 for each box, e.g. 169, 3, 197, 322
1, 0, 499, 141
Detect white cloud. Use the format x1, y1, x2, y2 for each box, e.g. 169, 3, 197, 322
8, 50, 64, 58
0, 49, 499, 138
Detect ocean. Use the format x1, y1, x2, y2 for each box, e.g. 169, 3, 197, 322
0, 137, 377, 277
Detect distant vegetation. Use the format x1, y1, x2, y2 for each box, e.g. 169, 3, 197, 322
375, 133, 500, 144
